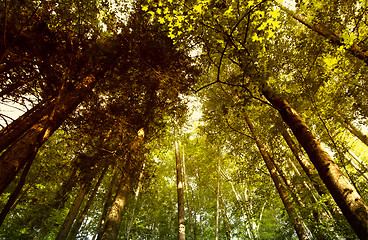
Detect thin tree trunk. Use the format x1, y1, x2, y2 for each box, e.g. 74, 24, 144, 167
275, 1, 368, 65
340, 117, 368, 147
93, 166, 120, 240
219, 196, 231, 240
52, 167, 78, 209
244, 112, 309, 240
215, 150, 220, 240
221, 171, 254, 239
263, 87, 368, 239
182, 146, 192, 238
0, 74, 97, 195
0, 154, 34, 226
280, 126, 328, 197
270, 152, 305, 208
67, 167, 108, 240
175, 131, 185, 240
55, 181, 92, 240
125, 164, 145, 240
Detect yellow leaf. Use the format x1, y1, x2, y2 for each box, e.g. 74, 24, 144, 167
269, 8, 280, 18
158, 17, 165, 24
141, 5, 149, 11
257, 22, 268, 31
194, 5, 202, 13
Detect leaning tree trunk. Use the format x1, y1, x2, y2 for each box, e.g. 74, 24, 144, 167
0, 96, 56, 153
67, 167, 108, 240
174, 131, 185, 240
55, 181, 92, 240
93, 166, 120, 240
274, 1, 368, 65
337, 115, 368, 147
280, 126, 329, 197
244, 112, 309, 240
99, 162, 135, 240
125, 164, 145, 240
0, 74, 98, 194
262, 87, 368, 239
0, 154, 34, 226
100, 128, 145, 240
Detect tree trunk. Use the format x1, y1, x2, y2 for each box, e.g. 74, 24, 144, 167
244, 112, 309, 240
182, 146, 192, 238
99, 166, 133, 240
280, 126, 328, 196
55, 181, 92, 240
215, 150, 220, 240
0, 154, 34, 226
275, 1, 368, 65
125, 164, 145, 240
270, 151, 306, 208
93, 166, 120, 240
67, 167, 108, 240
219, 196, 232, 240
263, 87, 368, 239
100, 128, 145, 240
175, 132, 185, 240
0, 96, 55, 153
52, 167, 79, 209
339, 116, 368, 147
0, 74, 97, 194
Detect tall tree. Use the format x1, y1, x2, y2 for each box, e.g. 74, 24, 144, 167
262, 86, 368, 239
244, 111, 309, 240
174, 129, 185, 240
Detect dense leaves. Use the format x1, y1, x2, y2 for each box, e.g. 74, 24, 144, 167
1, 0, 368, 239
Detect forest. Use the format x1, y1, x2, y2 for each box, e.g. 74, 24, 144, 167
1, 0, 368, 239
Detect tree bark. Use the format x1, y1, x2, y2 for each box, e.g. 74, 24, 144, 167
270, 151, 306, 208
219, 196, 232, 240
93, 166, 120, 240
275, 1, 368, 65
67, 167, 108, 240
182, 146, 192, 238
0, 154, 34, 226
99, 166, 133, 240
244, 112, 309, 240
280, 126, 328, 197
175, 132, 185, 240
215, 150, 220, 240
125, 164, 145, 240
0, 74, 97, 194
339, 116, 368, 147
0, 96, 55, 153
263, 87, 368, 239
55, 181, 92, 240
100, 128, 145, 240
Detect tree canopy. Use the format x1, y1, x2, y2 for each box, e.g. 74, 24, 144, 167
1, 0, 368, 239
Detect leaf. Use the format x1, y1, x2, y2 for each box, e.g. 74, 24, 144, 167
269, 8, 280, 19
252, 33, 263, 42
158, 17, 165, 24
141, 5, 149, 11
258, 22, 268, 31
194, 5, 202, 13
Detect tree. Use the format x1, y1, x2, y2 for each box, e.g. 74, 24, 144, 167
174, 129, 186, 240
